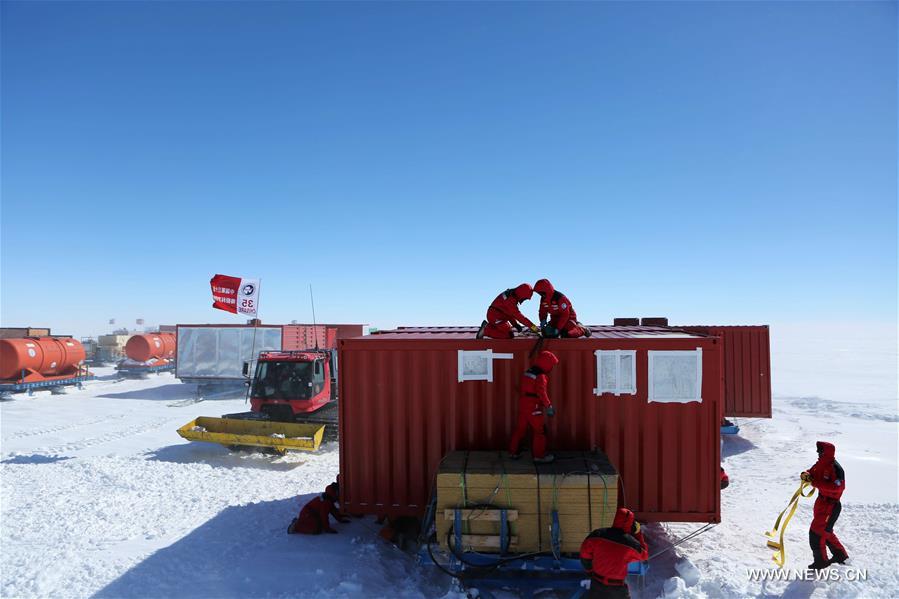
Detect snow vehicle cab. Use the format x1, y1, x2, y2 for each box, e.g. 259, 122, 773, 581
248, 349, 336, 422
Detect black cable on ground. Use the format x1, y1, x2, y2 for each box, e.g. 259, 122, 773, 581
647, 523, 718, 561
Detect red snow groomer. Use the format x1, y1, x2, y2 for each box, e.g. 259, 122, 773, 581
178, 345, 340, 453
246, 349, 337, 423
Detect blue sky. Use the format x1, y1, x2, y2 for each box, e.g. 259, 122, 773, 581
1, 1, 896, 337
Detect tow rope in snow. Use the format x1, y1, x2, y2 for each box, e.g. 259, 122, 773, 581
765, 480, 815, 567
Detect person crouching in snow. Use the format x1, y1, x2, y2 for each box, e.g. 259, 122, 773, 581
801, 441, 848, 569
288, 482, 349, 534
477, 283, 540, 339
508, 350, 558, 463
579, 507, 649, 598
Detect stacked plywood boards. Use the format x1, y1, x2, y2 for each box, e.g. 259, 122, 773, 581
437, 450, 618, 554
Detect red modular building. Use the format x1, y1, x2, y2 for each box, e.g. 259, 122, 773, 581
281, 324, 367, 351
339, 325, 736, 524
679, 325, 772, 418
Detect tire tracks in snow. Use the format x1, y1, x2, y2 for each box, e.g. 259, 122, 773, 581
32, 416, 183, 456
4, 414, 129, 441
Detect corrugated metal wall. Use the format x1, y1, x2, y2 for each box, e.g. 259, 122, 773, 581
281, 325, 336, 350
680, 326, 771, 418
281, 325, 366, 351
339, 336, 722, 524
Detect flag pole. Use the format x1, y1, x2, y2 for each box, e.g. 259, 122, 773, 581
246, 278, 261, 403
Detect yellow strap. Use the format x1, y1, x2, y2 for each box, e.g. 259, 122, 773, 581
764, 481, 815, 568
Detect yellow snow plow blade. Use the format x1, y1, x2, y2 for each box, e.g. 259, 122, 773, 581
177, 417, 325, 453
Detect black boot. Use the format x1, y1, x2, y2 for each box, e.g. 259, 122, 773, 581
829, 549, 849, 565
476, 321, 487, 340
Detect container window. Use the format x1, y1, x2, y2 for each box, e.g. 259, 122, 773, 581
457, 350, 514, 382
648, 349, 703, 403
458, 350, 492, 382
594, 350, 636, 395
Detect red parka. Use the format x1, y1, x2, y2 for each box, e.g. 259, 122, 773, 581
805, 441, 848, 565
806, 441, 845, 500
508, 351, 558, 459
534, 279, 578, 331
292, 485, 343, 534
487, 284, 536, 330
579, 508, 649, 586
520, 350, 557, 412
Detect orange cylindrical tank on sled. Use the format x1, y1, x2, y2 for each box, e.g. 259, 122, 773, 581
0, 337, 86, 380
125, 333, 176, 362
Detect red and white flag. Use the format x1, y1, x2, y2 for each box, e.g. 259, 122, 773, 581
210, 274, 260, 316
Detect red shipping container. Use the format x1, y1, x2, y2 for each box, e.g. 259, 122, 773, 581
339, 326, 723, 524
679, 326, 771, 418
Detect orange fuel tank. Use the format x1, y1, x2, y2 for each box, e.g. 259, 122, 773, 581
125, 333, 176, 362
0, 337, 86, 381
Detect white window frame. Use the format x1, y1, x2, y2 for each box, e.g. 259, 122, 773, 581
593, 350, 637, 396
647, 348, 703, 403
457, 350, 514, 382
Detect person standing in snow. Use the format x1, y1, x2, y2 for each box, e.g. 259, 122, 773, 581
534, 279, 591, 338
801, 441, 848, 569
476, 283, 540, 339
288, 482, 349, 535
579, 507, 649, 598
508, 350, 558, 463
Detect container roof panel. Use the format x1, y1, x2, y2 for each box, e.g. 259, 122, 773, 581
369, 326, 708, 340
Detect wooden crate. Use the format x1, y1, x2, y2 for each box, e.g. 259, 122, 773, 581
436, 450, 618, 554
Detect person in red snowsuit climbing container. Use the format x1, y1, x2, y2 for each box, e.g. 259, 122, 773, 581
579, 507, 649, 598
534, 279, 591, 338
288, 482, 349, 534
801, 441, 848, 569
477, 283, 539, 339
508, 350, 558, 463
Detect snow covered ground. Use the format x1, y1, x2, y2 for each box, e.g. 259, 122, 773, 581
2, 346, 897, 598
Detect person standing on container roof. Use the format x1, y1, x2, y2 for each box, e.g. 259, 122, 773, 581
579, 507, 649, 598
508, 350, 558, 463
476, 283, 539, 339
534, 279, 591, 338
802, 441, 849, 570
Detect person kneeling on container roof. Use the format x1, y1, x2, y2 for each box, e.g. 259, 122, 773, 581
476, 283, 539, 339
508, 350, 558, 463
287, 482, 349, 535
579, 507, 649, 598
534, 278, 591, 338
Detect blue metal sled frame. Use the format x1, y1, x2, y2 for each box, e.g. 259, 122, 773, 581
420, 547, 647, 599
0, 375, 95, 396
116, 364, 175, 376
421, 503, 648, 599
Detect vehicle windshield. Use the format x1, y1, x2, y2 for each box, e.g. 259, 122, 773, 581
251, 361, 313, 400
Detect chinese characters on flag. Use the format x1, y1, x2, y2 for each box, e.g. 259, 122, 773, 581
210, 274, 260, 317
